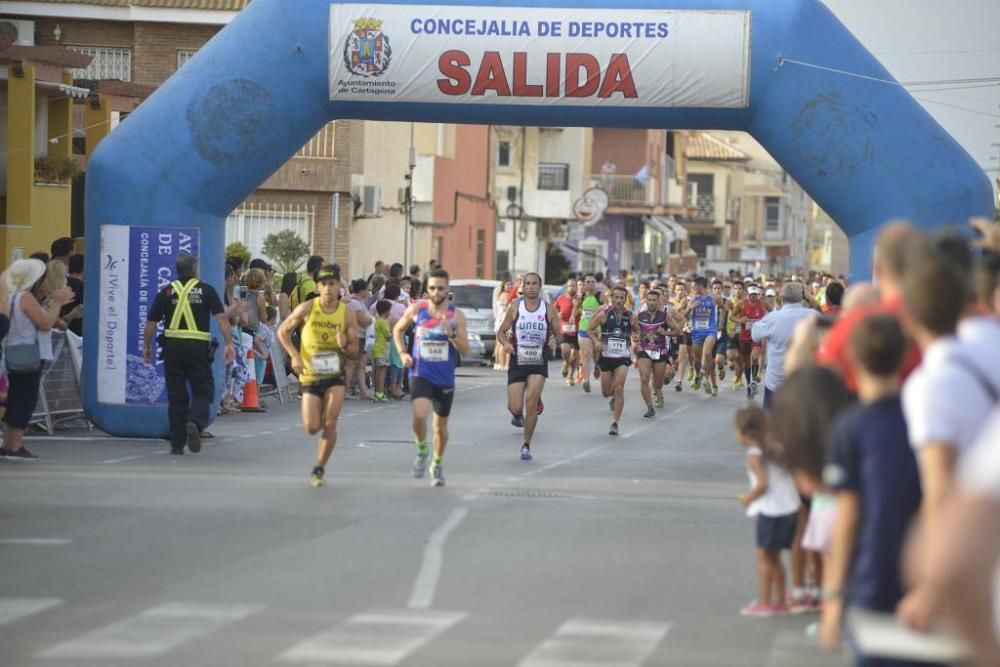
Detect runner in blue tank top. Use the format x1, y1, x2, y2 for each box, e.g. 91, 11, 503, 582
395, 269, 471, 488
689, 276, 727, 398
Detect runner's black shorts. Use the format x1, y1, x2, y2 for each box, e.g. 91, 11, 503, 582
598, 356, 632, 373
507, 363, 549, 385
409, 376, 455, 418
635, 350, 669, 364
713, 334, 729, 357
301, 376, 345, 397
561, 334, 579, 349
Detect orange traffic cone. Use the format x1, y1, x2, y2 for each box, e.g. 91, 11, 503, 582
241, 344, 266, 413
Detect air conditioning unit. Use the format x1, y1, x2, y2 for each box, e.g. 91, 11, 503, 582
0, 20, 36, 46
361, 185, 381, 217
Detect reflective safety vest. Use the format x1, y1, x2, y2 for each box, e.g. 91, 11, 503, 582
165, 279, 212, 342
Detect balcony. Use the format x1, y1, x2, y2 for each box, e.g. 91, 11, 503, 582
591, 174, 653, 206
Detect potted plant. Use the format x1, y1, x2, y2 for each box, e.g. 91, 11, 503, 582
34, 156, 82, 185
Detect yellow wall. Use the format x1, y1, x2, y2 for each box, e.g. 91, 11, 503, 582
2, 64, 74, 267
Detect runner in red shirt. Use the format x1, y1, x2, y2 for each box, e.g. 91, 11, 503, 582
554, 277, 581, 385
731, 286, 766, 399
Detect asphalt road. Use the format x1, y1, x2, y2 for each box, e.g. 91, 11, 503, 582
0, 364, 847, 666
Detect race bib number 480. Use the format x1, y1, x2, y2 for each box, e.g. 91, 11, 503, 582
517, 345, 544, 365
419, 339, 450, 362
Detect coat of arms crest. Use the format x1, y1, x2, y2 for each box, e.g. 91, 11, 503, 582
343, 18, 392, 77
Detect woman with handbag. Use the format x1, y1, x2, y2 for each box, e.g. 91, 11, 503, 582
0, 259, 73, 460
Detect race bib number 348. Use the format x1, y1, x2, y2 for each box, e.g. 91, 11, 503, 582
420, 339, 450, 362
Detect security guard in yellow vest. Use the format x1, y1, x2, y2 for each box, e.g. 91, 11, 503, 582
144, 254, 235, 455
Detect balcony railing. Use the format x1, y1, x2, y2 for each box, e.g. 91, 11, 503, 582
296, 122, 336, 159
591, 174, 652, 205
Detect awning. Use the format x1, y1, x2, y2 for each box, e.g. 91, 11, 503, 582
644, 215, 689, 242
36, 80, 91, 99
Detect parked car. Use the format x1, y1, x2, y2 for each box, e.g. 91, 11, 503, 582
449, 279, 501, 361
460, 332, 485, 366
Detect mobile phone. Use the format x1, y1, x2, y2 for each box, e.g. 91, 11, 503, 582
448, 292, 454, 303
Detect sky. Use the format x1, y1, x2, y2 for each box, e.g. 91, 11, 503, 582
822, 0, 1000, 178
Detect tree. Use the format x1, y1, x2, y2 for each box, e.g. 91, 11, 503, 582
262, 230, 311, 274
225, 242, 251, 268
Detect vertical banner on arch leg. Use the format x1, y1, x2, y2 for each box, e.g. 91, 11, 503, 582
97, 225, 200, 406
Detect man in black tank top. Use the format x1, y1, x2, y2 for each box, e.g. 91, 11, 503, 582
586, 286, 640, 436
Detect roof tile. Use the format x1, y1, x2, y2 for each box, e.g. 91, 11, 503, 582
685, 132, 750, 162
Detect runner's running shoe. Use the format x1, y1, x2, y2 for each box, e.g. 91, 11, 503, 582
511, 413, 524, 428
609, 422, 619, 436
583, 380, 591, 393
310, 466, 326, 488
3, 447, 39, 460
704, 380, 712, 396
643, 407, 655, 419
520, 445, 533, 461
413, 452, 428, 479
655, 395, 664, 409
430, 464, 445, 487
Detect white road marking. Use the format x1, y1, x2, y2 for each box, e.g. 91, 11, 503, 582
518, 618, 670, 667
278, 609, 464, 664
36, 602, 261, 659
100, 455, 149, 464
0, 538, 72, 545
0, 598, 62, 627
621, 403, 694, 440
407, 507, 469, 610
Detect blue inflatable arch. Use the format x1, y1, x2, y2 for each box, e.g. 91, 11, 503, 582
83, 0, 993, 437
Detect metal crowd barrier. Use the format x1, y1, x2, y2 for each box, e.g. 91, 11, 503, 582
29, 331, 91, 434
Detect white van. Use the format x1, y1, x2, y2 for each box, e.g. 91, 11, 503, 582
449, 279, 501, 359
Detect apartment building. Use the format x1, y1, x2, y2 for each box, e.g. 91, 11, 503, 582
586, 128, 692, 276
682, 131, 815, 275
4, 1, 494, 280
490, 125, 592, 280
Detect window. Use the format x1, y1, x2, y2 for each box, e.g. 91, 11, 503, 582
497, 141, 511, 167
68, 45, 132, 81
496, 250, 510, 277
687, 173, 715, 220
582, 243, 603, 275
177, 49, 197, 70
765, 197, 781, 233
538, 162, 569, 191
225, 202, 313, 261
475, 229, 486, 278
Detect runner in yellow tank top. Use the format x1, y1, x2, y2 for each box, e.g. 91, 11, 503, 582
278, 265, 360, 488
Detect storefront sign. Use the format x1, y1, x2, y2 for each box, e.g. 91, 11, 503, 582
97, 225, 200, 405
329, 5, 751, 108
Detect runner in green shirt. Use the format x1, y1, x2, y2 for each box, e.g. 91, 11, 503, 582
576, 275, 603, 394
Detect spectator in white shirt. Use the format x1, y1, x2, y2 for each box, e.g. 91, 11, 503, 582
897, 235, 998, 630
751, 282, 816, 409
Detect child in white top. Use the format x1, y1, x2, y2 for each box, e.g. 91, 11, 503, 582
735, 403, 801, 617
